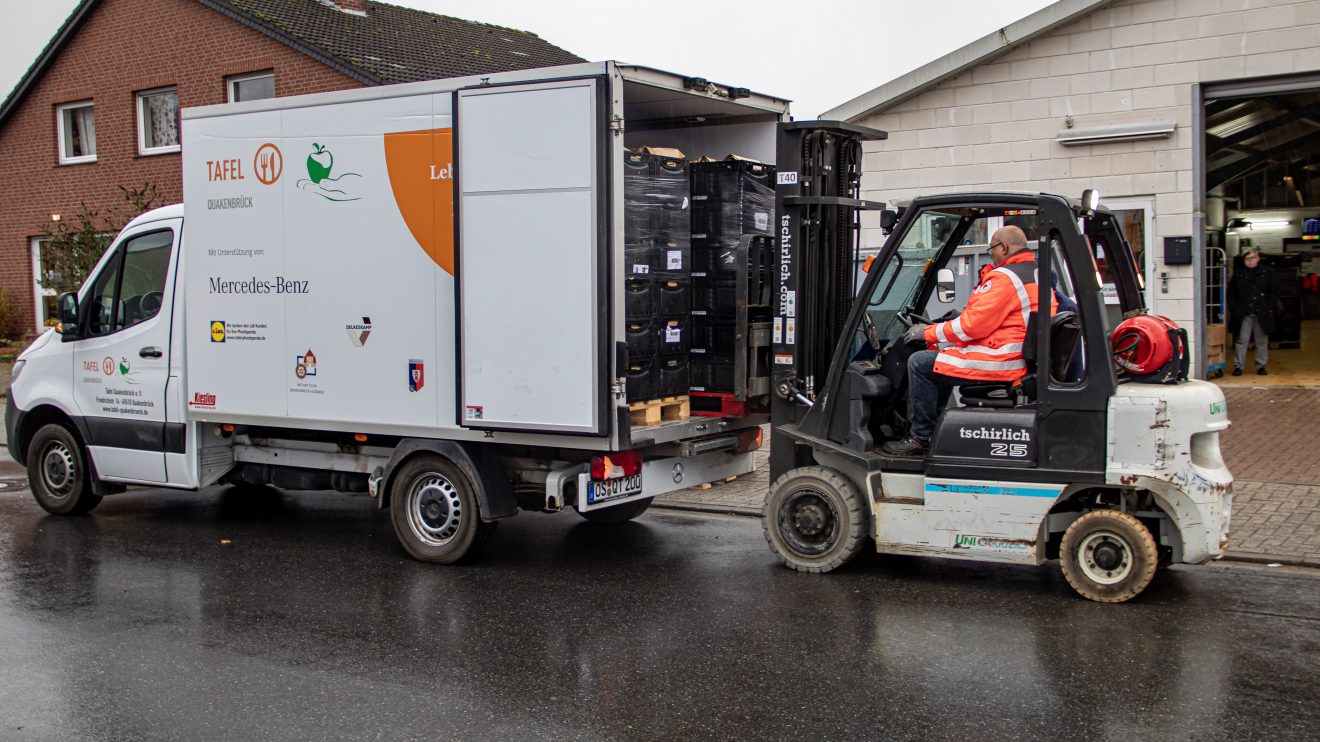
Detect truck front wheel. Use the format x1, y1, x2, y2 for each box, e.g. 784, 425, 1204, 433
389, 455, 496, 564
26, 424, 102, 515
763, 466, 867, 573
1060, 510, 1158, 603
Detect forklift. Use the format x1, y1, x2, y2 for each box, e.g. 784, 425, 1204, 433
760, 122, 1233, 602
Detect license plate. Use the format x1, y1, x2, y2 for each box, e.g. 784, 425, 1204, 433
587, 473, 643, 504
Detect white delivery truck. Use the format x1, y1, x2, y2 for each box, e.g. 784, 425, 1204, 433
7, 62, 782, 562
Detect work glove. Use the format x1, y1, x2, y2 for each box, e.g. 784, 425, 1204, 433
902, 324, 928, 346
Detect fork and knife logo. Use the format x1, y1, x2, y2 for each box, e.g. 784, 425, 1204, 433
253, 143, 284, 185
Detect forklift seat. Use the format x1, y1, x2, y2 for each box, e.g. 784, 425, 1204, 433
959, 311, 1080, 408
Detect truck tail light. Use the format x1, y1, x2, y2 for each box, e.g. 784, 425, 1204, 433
737, 427, 763, 453
591, 450, 641, 480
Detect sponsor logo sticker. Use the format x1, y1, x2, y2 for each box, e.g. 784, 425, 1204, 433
210, 321, 226, 342
189, 392, 217, 409
408, 360, 425, 392
295, 349, 318, 379
346, 317, 372, 347
465, 405, 483, 420
953, 534, 1030, 553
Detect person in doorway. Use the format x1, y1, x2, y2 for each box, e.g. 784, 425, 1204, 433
1228, 247, 1279, 376
883, 226, 1049, 456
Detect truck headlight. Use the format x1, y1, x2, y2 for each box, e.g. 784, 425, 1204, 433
10, 359, 25, 385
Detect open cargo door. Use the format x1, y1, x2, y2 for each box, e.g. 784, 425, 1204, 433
456, 77, 609, 435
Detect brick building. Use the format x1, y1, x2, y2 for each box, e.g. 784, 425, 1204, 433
825, 0, 1320, 379
0, 0, 582, 331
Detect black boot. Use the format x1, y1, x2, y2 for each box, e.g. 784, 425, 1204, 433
1257, 366, 1268, 375
1232, 367, 1242, 376
882, 436, 928, 456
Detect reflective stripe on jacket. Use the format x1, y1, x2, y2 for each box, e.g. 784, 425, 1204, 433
922, 251, 1042, 381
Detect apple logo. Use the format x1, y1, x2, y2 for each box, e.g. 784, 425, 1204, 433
307, 143, 334, 184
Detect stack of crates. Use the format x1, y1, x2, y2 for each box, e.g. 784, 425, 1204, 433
688, 158, 776, 393
623, 148, 692, 402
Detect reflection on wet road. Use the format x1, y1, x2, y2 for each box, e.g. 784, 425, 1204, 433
0, 484, 1317, 740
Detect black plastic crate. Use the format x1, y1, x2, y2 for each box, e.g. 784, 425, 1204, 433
691, 241, 741, 275
624, 243, 658, 277
690, 351, 735, 393
690, 160, 775, 238
655, 275, 691, 315
656, 353, 690, 398
626, 355, 657, 402
690, 315, 738, 353
626, 316, 658, 357
656, 315, 690, 354
651, 153, 688, 182
690, 275, 737, 313
654, 240, 691, 274
624, 276, 653, 318
654, 197, 691, 240
690, 159, 774, 198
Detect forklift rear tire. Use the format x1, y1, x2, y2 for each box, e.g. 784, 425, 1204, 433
389, 454, 497, 564
27, 424, 102, 516
577, 497, 653, 524
1060, 510, 1158, 603
763, 466, 867, 573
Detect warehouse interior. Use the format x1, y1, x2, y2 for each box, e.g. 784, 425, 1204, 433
1204, 82, 1320, 386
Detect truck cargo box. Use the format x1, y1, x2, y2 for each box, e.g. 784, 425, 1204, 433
182, 62, 786, 450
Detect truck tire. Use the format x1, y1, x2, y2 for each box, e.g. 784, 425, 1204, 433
1060, 510, 1158, 603
762, 466, 867, 573
26, 423, 102, 515
577, 497, 653, 524
389, 454, 496, 564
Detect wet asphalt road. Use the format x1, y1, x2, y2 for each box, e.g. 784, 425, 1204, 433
0, 479, 1318, 741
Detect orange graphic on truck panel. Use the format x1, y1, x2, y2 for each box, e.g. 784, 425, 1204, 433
384, 128, 455, 275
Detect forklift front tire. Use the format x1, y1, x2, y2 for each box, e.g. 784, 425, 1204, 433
763, 466, 867, 573
1060, 510, 1158, 603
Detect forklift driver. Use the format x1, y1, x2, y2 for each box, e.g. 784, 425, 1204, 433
882, 225, 1047, 456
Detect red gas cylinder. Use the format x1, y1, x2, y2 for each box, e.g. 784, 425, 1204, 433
1111, 314, 1182, 376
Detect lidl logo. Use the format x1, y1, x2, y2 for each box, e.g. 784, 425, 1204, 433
210, 321, 226, 342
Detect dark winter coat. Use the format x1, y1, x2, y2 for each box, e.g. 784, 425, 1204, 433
1228, 262, 1280, 335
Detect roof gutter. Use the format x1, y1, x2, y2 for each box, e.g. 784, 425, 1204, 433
193, 0, 381, 87
822, 0, 1114, 123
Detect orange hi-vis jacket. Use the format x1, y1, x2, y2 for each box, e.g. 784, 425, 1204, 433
921, 250, 1049, 382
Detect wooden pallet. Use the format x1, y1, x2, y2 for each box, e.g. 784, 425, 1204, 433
629, 396, 690, 427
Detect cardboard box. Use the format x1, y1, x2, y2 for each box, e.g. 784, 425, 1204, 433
1206, 322, 1226, 347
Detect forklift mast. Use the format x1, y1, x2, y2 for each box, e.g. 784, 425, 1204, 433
770, 122, 887, 476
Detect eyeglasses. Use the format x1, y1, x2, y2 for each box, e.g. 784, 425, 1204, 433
987, 241, 1006, 256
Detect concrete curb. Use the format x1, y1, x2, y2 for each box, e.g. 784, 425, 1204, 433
1220, 550, 1320, 570
652, 502, 759, 517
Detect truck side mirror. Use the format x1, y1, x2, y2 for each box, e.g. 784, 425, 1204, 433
879, 209, 898, 235
936, 268, 956, 303
56, 292, 79, 340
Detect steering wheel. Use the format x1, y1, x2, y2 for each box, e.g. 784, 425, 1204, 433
140, 291, 163, 318
896, 310, 933, 328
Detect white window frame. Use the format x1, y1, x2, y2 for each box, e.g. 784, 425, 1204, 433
55, 100, 96, 165
31, 238, 57, 331
226, 71, 275, 103
1105, 196, 1156, 312
136, 86, 180, 156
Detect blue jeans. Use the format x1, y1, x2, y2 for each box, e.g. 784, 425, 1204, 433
907, 350, 961, 443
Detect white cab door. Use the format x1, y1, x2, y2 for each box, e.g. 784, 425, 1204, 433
456, 78, 606, 435
69, 220, 180, 483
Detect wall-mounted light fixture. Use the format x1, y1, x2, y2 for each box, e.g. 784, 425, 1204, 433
1247, 220, 1292, 229
1056, 120, 1177, 146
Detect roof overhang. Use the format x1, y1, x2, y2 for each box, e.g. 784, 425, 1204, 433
822, 0, 1114, 123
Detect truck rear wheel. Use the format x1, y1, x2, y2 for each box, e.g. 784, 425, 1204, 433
763, 466, 867, 573
1060, 510, 1158, 603
389, 454, 496, 564
577, 497, 653, 524
26, 424, 102, 515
